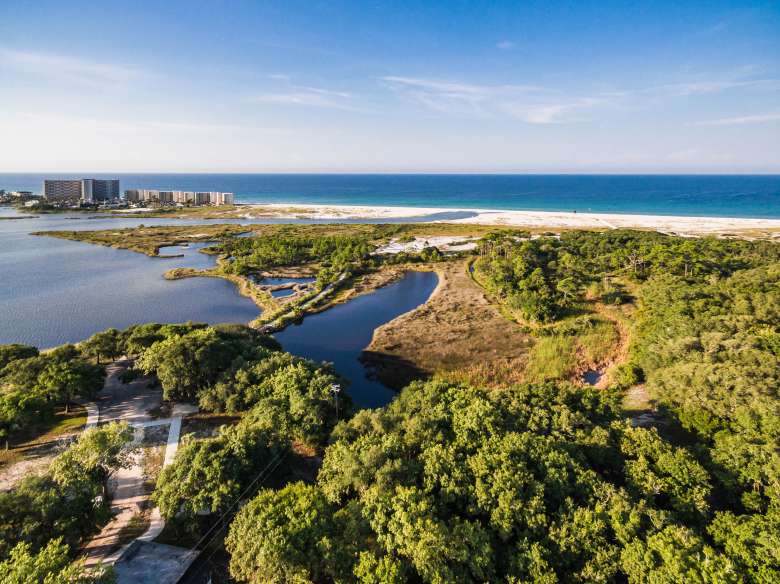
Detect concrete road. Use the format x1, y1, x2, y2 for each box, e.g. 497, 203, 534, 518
83, 360, 163, 567
96, 360, 162, 425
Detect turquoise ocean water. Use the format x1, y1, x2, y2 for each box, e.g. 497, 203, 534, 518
1, 174, 778, 218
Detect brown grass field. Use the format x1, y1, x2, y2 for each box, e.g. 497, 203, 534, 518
363, 260, 534, 389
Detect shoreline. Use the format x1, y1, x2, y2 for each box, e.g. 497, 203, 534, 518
244, 203, 780, 235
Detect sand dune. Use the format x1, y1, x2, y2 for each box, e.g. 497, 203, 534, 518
249, 203, 780, 236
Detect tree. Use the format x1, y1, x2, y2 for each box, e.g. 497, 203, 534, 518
709, 506, 780, 583
556, 276, 578, 304
0, 389, 48, 449
0, 538, 114, 584
200, 353, 346, 447
226, 483, 336, 583
154, 421, 284, 520
50, 422, 135, 498
0, 472, 109, 562
137, 326, 277, 401
621, 525, 741, 584
0, 344, 38, 371
36, 361, 104, 413
80, 328, 123, 364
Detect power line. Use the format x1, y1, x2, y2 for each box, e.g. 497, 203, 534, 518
184, 452, 288, 583
188, 449, 287, 554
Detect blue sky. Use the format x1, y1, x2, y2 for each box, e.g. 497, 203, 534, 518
1, 0, 778, 172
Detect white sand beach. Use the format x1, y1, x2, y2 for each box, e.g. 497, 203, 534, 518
248, 203, 780, 236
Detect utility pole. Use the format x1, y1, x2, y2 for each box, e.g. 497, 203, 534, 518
330, 383, 341, 422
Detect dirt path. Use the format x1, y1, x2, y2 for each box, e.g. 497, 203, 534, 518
0, 450, 61, 492
588, 299, 634, 388
0, 401, 97, 493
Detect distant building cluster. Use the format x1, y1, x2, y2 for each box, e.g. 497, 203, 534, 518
34, 179, 236, 208
43, 179, 120, 204
0, 189, 38, 205
124, 189, 235, 206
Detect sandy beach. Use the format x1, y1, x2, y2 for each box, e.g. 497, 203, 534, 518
247, 203, 780, 236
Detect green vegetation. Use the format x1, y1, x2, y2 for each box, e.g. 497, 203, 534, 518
628, 264, 780, 582
474, 229, 779, 325
226, 380, 737, 582
135, 324, 280, 401
0, 538, 114, 583
0, 343, 104, 448
33, 224, 247, 256
5, 226, 779, 582
221, 233, 374, 281
153, 420, 285, 520
0, 423, 133, 568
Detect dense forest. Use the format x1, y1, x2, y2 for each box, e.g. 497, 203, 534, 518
0, 322, 344, 582
1, 229, 778, 582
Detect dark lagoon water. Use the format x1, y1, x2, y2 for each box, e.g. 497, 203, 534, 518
2, 173, 778, 218
275, 271, 438, 408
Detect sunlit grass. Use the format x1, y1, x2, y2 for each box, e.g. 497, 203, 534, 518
578, 321, 619, 365
0, 405, 87, 469
523, 335, 577, 383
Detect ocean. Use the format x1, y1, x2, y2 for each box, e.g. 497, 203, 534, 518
1, 173, 779, 219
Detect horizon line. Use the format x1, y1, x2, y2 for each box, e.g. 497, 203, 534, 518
1, 170, 780, 176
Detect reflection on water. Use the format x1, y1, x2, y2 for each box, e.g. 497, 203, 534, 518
275, 271, 438, 408
0, 207, 443, 381
583, 370, 602, 385
0, 212, 260, 348
261, 277, 317, 286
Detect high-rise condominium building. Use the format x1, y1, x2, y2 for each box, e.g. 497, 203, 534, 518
43, 180, 82, 202
44, 179, 120, 203
84, 179, 120, 202
123, 188, 234, 206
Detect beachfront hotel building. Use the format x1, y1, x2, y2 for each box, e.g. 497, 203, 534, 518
43, 179, 120, 203
124, 189, 234, 206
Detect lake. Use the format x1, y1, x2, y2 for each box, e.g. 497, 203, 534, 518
0, 208, 439, 407
0, 216, 262, 348
275, 271, 438, 408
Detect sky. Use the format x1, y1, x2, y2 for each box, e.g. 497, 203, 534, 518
0, 0, 779, 173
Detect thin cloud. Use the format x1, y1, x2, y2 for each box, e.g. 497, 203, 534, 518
381, 76, 608, 123
496, 40, 516, 50
0, 48, 143, 86
250, 77, 357, 110
248, 87, 355, 110
501, 97, 610, 124
694, 113, 780, 126
18, 112, 247, 134
655, 78, 778, 97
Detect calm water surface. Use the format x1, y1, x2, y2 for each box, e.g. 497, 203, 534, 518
275, 271, 438, 408
0, 210, 261, 347
0, 209, 440, 407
